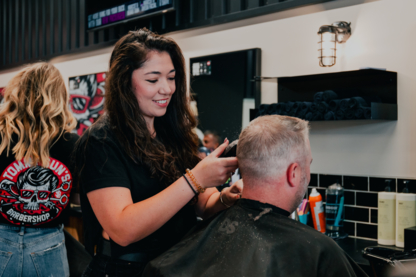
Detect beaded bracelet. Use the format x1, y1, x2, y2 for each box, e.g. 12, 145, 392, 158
185, 169, 205, 193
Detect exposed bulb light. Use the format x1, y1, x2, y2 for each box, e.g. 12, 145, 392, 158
318, 21, 351, 67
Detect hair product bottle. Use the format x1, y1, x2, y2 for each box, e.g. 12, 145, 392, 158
325, 183, 347, 239
309, 188, 326, 233
396, 181, 416, 248
378, 180, 396, 245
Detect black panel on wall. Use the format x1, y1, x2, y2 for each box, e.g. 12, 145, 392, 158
190, 48, 261, 142
0, 0, 331, 70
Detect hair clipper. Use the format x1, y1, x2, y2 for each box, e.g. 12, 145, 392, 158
220, 140, 238, 158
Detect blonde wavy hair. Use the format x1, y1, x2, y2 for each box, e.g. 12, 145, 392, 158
0, 62, 76, 167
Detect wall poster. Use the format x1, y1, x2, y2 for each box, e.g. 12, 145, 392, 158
68, 72, 106, 135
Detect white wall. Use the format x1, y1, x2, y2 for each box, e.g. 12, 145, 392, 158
1, 0, 415, 178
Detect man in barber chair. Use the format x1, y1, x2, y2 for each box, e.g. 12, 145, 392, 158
143, 115, 367, 277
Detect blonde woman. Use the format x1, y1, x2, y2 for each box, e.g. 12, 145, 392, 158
0, 62, 78, 276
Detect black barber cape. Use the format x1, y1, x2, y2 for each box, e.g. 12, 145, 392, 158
143, 199, 368, 277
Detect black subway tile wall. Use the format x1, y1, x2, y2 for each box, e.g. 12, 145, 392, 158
345, 206, 369, 222
319, 174, 342, 188
307, 174, 416, 241
371, 209, 378, 224
369, 177, 396, 192
356, 192, 378, 207
344, 191, 355, 205
397, 179, 416, 193
344, 176, 368, 191
309, 174, 318, 187
357, 223, 377, 240
344, 221, 355, 237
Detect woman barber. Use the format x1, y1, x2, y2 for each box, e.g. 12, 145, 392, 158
0, 63, 78, 276
76, 29, 241, 276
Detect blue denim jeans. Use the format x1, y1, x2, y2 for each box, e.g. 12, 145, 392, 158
0, 223, 69, 277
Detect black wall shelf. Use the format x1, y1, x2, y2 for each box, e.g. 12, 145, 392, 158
251, 69, 398, 121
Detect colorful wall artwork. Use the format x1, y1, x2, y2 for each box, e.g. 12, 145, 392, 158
68, 73, 106, 135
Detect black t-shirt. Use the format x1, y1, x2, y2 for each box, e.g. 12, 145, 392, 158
0, 132, 79, 228
76, 121, 197, 257
143, 199, 368, 277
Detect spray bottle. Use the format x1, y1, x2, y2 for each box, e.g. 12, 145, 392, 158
309, 188, 326, 233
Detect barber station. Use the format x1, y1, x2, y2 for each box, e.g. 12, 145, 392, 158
0, 0, 415, 277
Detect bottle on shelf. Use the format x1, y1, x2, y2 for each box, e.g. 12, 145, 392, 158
325, 182, 347, 239
378, 179, 396, 245
309, 188, 325, 233
396, 181, 416, 248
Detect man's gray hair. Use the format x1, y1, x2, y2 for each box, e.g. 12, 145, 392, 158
237, 115, 310, 180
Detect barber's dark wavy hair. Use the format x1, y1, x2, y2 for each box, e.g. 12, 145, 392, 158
102, 28, 200, 183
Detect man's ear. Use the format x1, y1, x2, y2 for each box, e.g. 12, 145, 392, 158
286, 163, 300, 188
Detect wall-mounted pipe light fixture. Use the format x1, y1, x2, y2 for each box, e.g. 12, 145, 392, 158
318, 21, 351, 67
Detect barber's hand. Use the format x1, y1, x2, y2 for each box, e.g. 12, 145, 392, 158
221, 179, 243, 206
191, 139, 238, 188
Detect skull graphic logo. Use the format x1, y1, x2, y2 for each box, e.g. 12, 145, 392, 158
0, 158, 72, 226
16, 167, 58, 210
19, 183, 51, 210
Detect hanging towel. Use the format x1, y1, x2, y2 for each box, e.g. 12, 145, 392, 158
314, 90, 338, 103
305, 112, 313, 121
257, 104, 268, 117
266, 104, 277, 115
324, 111, 336, 121
310, 102, 318, 112
329, 100, 341, 111
276, 103, 283, 114
354, 106, 365, 119
313, 91, 324, 102
312, 112, 324, 121
293, 102, 301, 111
297, 109, 307, 119
300, 102, 312, 112
345, 109, 355, 119
285, 101, 295, 112
364, 107, 371, 119
348, 97, 368, 109
336, 109, 345, 120
288, 102, 301, 116
318, 102, 329, 114
279, 103, 287, 114
288, 109, 297, 116
322, 90, 338, 102
281, 110, 289, 116
339, 99, 350, 111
